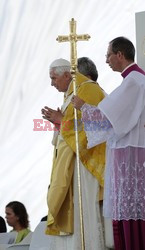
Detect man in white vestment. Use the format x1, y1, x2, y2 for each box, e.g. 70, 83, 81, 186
72, 36, 145, 250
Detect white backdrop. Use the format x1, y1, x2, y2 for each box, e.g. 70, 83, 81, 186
0, 0, 145, 231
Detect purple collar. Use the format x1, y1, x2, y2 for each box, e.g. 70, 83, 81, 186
121, 64, 145, 78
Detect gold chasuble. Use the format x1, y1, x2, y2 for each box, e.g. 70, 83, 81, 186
46, 73, 106, 235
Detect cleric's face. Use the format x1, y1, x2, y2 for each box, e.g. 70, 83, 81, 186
105, 44, 122, 72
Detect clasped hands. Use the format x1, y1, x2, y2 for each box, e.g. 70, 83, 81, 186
41, 96, 85, 124
41, 106, 63, 125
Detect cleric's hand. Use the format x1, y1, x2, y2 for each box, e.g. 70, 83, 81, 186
71, 95, 85, 110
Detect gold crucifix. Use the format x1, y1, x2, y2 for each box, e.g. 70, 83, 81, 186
56, 18, 90, 94
56, 18, 90, 250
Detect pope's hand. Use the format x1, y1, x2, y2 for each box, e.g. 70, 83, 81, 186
71, 95, 85, 110
41, 106, 63, 124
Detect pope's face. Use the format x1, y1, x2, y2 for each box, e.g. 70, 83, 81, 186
50, 70, 71, 92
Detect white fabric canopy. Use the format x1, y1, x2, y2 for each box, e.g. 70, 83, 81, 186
0, 0, 145, 231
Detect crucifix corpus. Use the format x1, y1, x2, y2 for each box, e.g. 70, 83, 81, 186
56, 18, 90, 250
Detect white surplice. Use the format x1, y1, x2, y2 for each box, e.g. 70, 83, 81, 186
81, 67, 145, 221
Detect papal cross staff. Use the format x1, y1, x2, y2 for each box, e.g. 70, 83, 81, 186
56, 18, 90, 250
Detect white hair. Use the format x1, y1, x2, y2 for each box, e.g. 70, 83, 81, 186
49, 58, 71, 75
